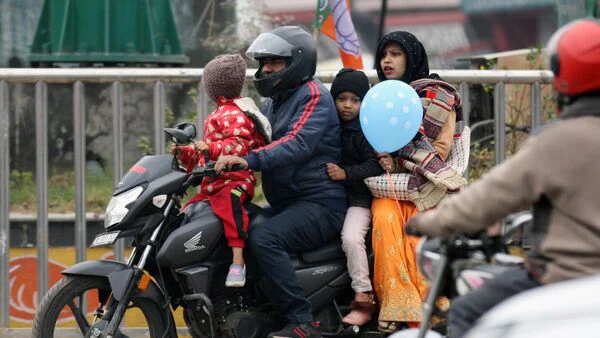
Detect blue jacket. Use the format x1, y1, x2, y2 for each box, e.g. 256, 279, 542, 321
245, 79, 347, 213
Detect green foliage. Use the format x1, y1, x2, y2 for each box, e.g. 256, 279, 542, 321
187, 86, 199, 104
479, 59, 497, 93
165, 106, 175, 126
9, 169, 114, 213
468, 46, 558, 181
136, 106, 178, 156
468, 143, 494, 182
252, 173, 267, 206
9, 170, 36, 211
10, 170, 34, 188
137, 135, 154, 156
526, 46, 544, 69
9, 165, 267, 213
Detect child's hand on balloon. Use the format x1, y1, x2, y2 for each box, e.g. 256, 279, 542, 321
377, 153, 397, 172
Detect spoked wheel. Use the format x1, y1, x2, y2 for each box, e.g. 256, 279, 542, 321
32, 276, 174, 337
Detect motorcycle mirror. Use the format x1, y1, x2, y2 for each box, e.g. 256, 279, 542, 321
164, 122, 197, 145
502, 212, 532, 237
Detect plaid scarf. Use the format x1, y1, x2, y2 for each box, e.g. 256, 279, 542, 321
395, 78, 467, 210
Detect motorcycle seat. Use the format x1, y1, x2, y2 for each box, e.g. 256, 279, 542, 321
300, 240, 345, 264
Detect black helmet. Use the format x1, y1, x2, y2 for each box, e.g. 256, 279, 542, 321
246, 26, 316, 97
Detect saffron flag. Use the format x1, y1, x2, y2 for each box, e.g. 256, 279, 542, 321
314, 0, 364, 69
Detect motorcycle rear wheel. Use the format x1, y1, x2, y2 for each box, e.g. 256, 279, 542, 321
32, 275, 173, 337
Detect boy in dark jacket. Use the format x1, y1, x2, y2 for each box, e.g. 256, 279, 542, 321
326, 68, 383, 326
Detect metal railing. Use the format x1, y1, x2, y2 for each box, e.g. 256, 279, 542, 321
0, 68, 553, 328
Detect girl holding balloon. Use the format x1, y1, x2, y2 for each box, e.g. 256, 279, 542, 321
363, 31, 467, 332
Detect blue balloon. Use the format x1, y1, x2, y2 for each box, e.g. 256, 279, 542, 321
360, 80, 423, 153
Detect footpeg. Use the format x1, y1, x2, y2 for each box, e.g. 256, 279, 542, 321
340, 324, 360, 335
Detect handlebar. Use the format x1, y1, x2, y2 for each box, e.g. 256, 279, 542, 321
228, 164, 246, 172
189, 161, 245, 176
182, 161, 246, 190
405, 226, 424, 237
407, 227, 484, 250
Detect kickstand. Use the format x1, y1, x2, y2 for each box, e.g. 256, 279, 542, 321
325, 300, 360, 336
333, 299, 345, 321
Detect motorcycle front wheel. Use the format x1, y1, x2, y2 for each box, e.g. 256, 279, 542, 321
32, 275, 174, 337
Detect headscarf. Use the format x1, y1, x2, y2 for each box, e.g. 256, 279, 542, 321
375, 31, 433, 83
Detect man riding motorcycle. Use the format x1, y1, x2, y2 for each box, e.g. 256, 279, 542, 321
215, 26, 346, 338
407, 19, 600, 338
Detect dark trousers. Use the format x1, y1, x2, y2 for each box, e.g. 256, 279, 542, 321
249, 200, 345, 324
449, 267, 541, 338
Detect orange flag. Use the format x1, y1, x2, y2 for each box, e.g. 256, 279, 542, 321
314, 0, 364, 69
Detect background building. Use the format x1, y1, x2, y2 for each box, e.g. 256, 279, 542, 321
0, 0, 596, 68
0, 0, 42, 67
263, 0, 596, 69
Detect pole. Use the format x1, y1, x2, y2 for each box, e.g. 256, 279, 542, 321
375, 0, 388, 67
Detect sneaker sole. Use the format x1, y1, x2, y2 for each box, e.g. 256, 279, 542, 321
225, 280, 246, 287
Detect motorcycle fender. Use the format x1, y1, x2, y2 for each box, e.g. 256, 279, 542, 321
62, 260, 165, 304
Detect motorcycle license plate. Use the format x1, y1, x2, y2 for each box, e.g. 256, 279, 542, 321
91, 231, 120, 247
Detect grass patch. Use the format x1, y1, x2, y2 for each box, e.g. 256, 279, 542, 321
10, 169, 114, 213
10, 169, 266, 214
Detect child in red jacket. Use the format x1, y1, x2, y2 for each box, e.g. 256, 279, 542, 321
173, 54, 271, 287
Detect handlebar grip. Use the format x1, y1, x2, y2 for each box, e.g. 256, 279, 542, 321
229, 164, 246, 172
405, 226, 424, 237
202, 150, 210, 164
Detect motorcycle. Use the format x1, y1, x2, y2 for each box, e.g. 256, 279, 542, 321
390, 214, 529, 338
32, 123, 375, 338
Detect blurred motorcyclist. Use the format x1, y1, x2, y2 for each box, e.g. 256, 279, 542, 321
407, 19, 600, 338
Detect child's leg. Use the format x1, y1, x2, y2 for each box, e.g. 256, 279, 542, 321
208, 187, 250, 287
209, 187, 250, 250
341, 206, 375, 325
341, 206, 373, 293
232, 246, 244, 265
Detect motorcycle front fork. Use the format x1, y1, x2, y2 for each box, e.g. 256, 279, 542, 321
103, 199, 175, 338
417, 251, 448, 338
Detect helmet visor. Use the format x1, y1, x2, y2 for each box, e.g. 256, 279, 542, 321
246, 32, 295, 60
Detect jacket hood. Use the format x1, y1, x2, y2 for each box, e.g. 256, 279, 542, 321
233, 97, 273, 143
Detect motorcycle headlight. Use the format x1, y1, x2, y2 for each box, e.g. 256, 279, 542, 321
416, 237, 442, 281
104, 186, 144, 228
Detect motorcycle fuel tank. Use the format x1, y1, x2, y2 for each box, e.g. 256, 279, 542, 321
156, 203, 224, 269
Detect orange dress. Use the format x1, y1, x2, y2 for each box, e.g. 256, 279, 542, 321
372, 199, 432, 322
371, 109, 455, 323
